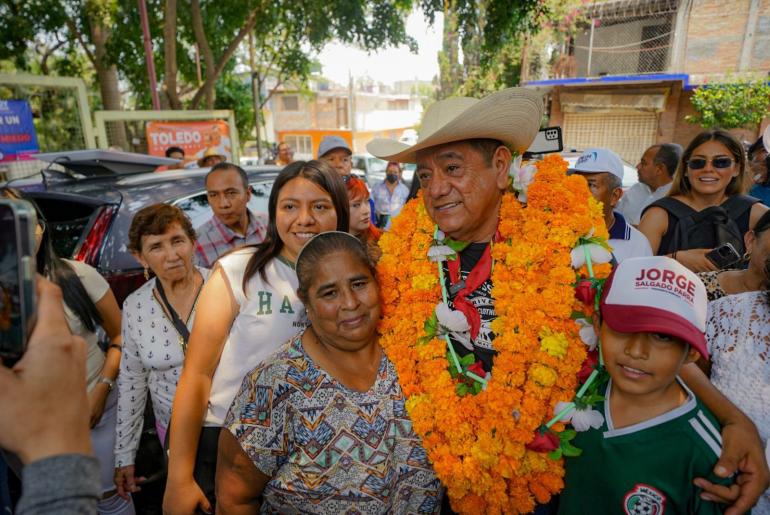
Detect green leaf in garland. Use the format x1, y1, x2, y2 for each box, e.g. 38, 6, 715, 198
562, 442, 583, 457
456, 382, 469, 396
445, 238, 471, 253
559, 429, 577, 442
423, 313, 438, 337
459, 353, 476, 367
548, 449, 563, 460
471, 380, 483, 395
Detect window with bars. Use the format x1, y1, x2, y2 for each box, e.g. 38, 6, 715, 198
284, 135, 312, 157
563, 112, 658, 164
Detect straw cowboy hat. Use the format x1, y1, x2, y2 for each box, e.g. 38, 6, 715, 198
367, 87, 545, 163
197, 147, 226, 166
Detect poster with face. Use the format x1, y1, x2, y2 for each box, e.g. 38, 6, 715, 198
146, 120, 232, 164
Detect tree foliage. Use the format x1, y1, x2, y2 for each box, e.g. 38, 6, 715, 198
686, 78, 770, 130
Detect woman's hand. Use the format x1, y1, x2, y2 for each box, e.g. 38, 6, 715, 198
675, 248, 719, 273
694, 419, 770, 514
114, 465, 145, 500
163, 478, 212, 515
88, 383, 110, 428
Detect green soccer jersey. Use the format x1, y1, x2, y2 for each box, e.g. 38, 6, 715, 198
559, 378, 736, 515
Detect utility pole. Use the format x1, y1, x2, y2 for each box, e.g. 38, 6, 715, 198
249, 32, 262, 159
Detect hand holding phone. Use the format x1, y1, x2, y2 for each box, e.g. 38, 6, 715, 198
705, 242, 742, 269
0, 199, 37, 365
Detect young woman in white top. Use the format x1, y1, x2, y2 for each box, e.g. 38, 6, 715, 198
113, 204, 209, 499
2, 188, 132, 515
163, 161, 349, 515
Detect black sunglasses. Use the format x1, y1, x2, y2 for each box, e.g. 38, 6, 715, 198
687, 157, 734, 170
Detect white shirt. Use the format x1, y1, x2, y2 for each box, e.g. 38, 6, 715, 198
706, 291, 770, 513
114, 267, 210, 467
608, 212, 653, 263
62, 259, 110, 391
617, 181, 673, 226
205, 249, 308, 426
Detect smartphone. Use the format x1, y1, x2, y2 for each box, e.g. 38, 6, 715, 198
705, 242, 742, 269
0, 199, 38, 366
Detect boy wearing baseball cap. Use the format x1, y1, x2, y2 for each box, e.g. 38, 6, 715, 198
559, 256, 734, 514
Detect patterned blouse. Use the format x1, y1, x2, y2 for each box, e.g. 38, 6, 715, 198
115, 267, 209, 467
225, 333, 442, 514
697, 271, 728, 302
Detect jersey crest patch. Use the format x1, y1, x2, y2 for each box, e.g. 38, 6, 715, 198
623, 484, 666, 515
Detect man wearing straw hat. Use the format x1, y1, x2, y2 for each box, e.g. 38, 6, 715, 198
367, 87, 768, 513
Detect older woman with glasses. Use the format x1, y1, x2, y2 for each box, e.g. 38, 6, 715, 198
639, 129, 769, 272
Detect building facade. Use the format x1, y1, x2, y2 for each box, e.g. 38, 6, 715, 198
526, 0, 770, 163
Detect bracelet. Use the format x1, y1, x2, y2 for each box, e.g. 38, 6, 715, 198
108, 343, 122, 352
97, 376, 116, 392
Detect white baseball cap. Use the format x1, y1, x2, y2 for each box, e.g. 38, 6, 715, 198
568, 148, 624, 181
600, 256, 709, 359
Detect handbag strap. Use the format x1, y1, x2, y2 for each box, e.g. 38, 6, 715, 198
154, 279, 194, 346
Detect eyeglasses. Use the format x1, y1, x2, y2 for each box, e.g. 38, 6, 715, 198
687, 157, 734, 170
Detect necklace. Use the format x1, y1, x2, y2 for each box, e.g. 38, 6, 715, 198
377, 155, 612, 514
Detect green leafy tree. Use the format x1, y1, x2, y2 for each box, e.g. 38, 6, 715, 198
686, 79, 770, 130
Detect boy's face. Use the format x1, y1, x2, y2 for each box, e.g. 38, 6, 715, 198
600, 322, 700, 397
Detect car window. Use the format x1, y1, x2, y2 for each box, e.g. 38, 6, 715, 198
172, 180, 273, 229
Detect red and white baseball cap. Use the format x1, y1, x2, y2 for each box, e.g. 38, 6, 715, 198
600, 256, 709, 359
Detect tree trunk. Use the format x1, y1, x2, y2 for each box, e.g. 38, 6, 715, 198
190, 0, 216, 109
163, 0, 182, 109
89, 8, 127, 149
438, 0, 462, 99
189, 6, 259, 109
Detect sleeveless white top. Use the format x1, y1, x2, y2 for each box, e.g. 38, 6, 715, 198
205, 248, 307, 426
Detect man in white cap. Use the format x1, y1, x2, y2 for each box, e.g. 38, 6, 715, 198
367, 87, 768, 513
568, 148, 652, 263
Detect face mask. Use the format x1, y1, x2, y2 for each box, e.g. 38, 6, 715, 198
386, 173, 398, 184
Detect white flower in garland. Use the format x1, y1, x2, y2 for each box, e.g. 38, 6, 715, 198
428, 245, 455, 262
553, 401, 605, 432
575, 318, 598, 351
570, 243, 612, 269
435, 302, 473, 350
510, 155, 537, 203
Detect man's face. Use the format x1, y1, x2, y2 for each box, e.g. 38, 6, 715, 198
168, 150, 184, 160
415, 141, 510, 243
202, 155, 224, 168
206, 169, 251, 230
750, 148, 769, 184
576, 172, 621, 221
321, 148, 352, 177
278, 144, 292, 162
636, 147, 659, 187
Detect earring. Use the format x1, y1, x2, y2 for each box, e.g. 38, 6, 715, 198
143, 267, 149, 280
743, 251, 751, 262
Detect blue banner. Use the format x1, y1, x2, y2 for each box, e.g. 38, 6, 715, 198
0, 100, 39, 163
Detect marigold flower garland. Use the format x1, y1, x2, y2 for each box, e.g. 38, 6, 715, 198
376, 155, 611, 514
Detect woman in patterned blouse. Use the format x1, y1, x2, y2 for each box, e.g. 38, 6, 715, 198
217, 231, 442, 514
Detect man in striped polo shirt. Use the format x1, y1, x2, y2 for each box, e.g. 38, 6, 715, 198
559, 256, 734, 514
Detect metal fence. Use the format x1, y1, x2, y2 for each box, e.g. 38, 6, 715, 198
0, 74, 95, 180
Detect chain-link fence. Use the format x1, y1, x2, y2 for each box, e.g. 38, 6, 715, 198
0, 74, 95, 181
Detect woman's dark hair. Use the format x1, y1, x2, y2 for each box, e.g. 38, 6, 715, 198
1, 187, 102, 332
752, 209, 770, 237
165, 146, 184, 158
128, 203, 197, 253
242, 160, 350, 290
669, 129, 750, 197
748, 136, 765, 159
295, 231, 375, 303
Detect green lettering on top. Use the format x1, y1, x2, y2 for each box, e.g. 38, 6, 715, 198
279, 295, 295, 314
257, 291, 272, 315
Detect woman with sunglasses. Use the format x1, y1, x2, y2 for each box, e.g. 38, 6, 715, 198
163, 161, 349, 515
639, 129, 769, 272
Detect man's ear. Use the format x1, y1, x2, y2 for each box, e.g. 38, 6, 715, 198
493, 145, 512, 190
609, 186, 623, 209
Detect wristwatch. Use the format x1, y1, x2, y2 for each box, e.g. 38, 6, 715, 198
98, 376, 116, 392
